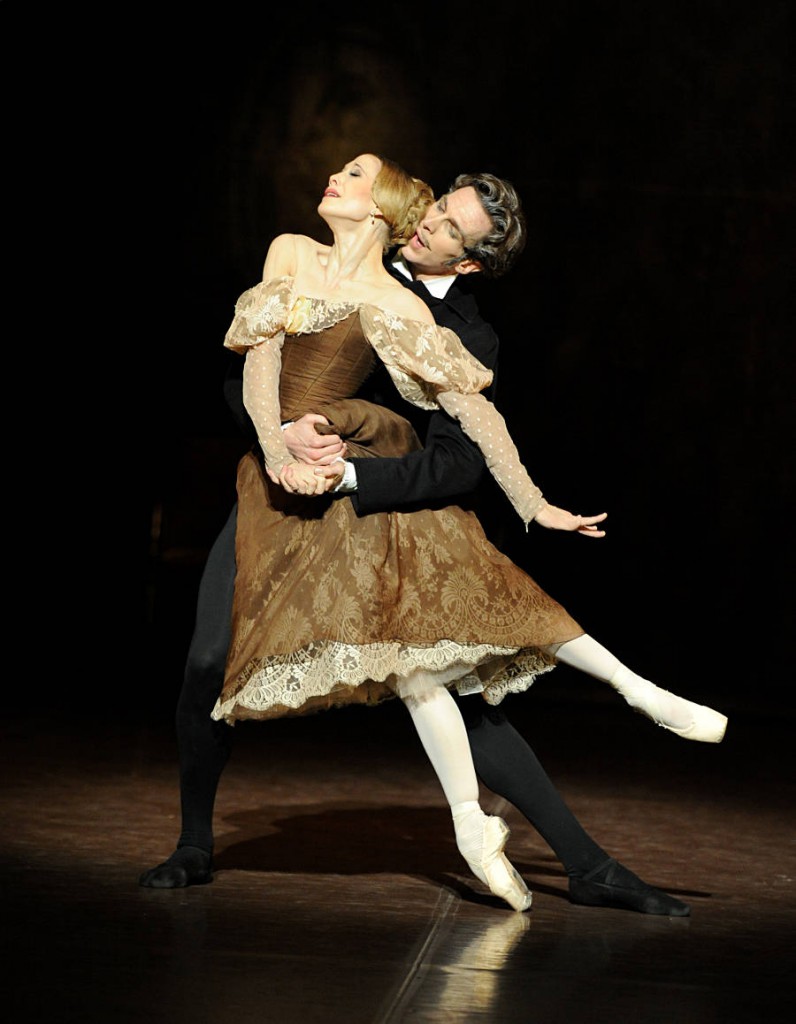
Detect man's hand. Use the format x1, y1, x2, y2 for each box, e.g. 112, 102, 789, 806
283, 414, 346, 465
534, 505, 608, 537
267, 461, 344, 495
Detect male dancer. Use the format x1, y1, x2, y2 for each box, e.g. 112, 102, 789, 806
141, 172, 689, 916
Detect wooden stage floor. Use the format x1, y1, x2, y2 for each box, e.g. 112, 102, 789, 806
3, 684, 794, 1023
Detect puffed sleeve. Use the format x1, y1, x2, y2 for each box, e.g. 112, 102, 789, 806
360, 306, 547, 527
359, 305, 493, 407
223, 277, 296, 475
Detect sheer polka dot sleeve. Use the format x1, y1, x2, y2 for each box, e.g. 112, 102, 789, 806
438, 390, 547, 528
222, 276, 296, 475
242, 335, 294, 475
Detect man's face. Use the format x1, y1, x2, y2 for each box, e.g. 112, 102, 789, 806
400, 185, 492, 280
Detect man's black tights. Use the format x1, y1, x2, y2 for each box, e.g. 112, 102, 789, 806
458, 698, 608, 878
174, 504, 238, 855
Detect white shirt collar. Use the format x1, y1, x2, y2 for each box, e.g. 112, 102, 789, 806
391, 254, 458, 298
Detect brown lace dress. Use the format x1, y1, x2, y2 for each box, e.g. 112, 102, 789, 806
212, 277, 583, 725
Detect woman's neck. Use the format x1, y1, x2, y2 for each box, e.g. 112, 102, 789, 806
320, 220, 388, 289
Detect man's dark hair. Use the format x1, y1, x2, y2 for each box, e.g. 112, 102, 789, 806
449, 172, 527, 279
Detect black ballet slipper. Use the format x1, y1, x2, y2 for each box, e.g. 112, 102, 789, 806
138, 846, 213, 889
568, 857, 690, 917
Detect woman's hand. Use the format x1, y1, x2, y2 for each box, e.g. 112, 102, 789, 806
267, 461, 344, 495
534, 504, 607, 537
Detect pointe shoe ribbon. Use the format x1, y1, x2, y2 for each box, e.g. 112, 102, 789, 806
463, 816, 533, 913
630, 688, 728, 743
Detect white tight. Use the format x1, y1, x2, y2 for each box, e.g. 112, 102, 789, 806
549, 634, 622, 680
551, 634, 694, 729
391, 670, 490, 870
391, 670, 479, 808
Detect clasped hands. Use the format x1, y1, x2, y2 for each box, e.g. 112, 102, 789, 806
266, 413, 346, 495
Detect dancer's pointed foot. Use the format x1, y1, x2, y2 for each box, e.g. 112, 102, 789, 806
460, 815, 533, 913
628, 685, 728, 743
569, 857, 690, 916
138, 846, 213, 888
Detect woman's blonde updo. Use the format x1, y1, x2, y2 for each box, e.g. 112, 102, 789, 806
372, 156, 434, 250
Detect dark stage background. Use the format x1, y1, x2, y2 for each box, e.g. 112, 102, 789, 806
20, 2, 793, 721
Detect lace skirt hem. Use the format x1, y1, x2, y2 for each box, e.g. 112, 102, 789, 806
212, 638, 558, 724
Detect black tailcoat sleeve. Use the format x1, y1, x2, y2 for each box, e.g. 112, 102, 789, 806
349, 271, 499, 516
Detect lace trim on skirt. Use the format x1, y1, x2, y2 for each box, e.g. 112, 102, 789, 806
212, 638, 557, 724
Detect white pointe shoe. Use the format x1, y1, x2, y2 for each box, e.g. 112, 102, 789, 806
629, 686, 728, 743
461, 816, 533, 912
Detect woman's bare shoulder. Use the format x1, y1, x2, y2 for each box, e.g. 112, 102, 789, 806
372, 282, 435, 324
262, 234, 328, 278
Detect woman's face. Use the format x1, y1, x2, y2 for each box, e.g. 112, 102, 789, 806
318, 153, 382, 222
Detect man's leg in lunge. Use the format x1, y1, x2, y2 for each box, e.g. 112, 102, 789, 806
460, 698, 690, 915
139, 505, 238, 888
